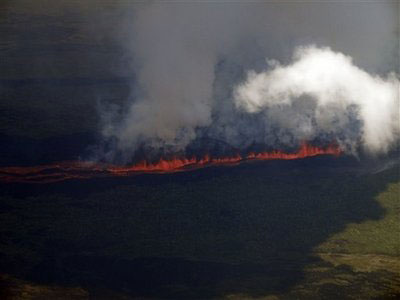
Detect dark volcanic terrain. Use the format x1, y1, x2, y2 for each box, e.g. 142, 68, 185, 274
0, 2, 399, 299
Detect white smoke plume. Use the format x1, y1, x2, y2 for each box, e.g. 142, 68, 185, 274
96, 2, 398, 162
234, 46, 399, 154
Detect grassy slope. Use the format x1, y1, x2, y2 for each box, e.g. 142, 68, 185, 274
0, 162, 398, 299
317, 180, 399, 256
0, 2, 399, 299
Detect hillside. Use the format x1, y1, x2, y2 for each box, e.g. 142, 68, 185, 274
0, 158, 398, 299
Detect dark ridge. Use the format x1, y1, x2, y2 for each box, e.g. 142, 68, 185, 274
0, 77, 133, 88
0, 133, 98, 167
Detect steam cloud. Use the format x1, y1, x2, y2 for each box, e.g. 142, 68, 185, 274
234, 46, 399, 154
97, 2, 399, 163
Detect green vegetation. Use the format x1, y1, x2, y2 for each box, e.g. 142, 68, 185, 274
0, 161, 398, 299
0, 3, 398, 298
317, 181, 400, 256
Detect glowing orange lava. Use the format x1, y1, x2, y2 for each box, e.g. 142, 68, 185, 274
0, 143, 341, 184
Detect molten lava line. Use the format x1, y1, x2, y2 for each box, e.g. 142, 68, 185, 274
0, 143, 341, 184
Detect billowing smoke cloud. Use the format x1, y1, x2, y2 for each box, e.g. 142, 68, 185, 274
234, 45, 399, 154
97, 2, 399, 163
100, 3, 232, 161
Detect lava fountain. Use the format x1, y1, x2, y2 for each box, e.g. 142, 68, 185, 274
0, 143, 341, 184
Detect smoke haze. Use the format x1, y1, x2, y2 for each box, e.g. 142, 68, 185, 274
95, 1, 399, 163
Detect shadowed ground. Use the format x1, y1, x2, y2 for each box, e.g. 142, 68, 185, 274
0, 157, 399, 299
0, 2, 399, 298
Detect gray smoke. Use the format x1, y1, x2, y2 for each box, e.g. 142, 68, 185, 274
98, 1, 399, 162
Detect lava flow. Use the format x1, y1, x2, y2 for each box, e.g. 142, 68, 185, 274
0, 143, 341, 184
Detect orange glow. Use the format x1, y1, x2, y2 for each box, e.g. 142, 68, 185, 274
0, 143, 341, 184
246, 143, 341, 160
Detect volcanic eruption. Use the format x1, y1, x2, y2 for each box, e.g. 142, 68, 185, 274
0, 143, 341, 184
1, 3, 398, 184
1, 45, 398, 184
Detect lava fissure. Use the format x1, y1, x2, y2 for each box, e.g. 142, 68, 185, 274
0, 143, 341, 184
